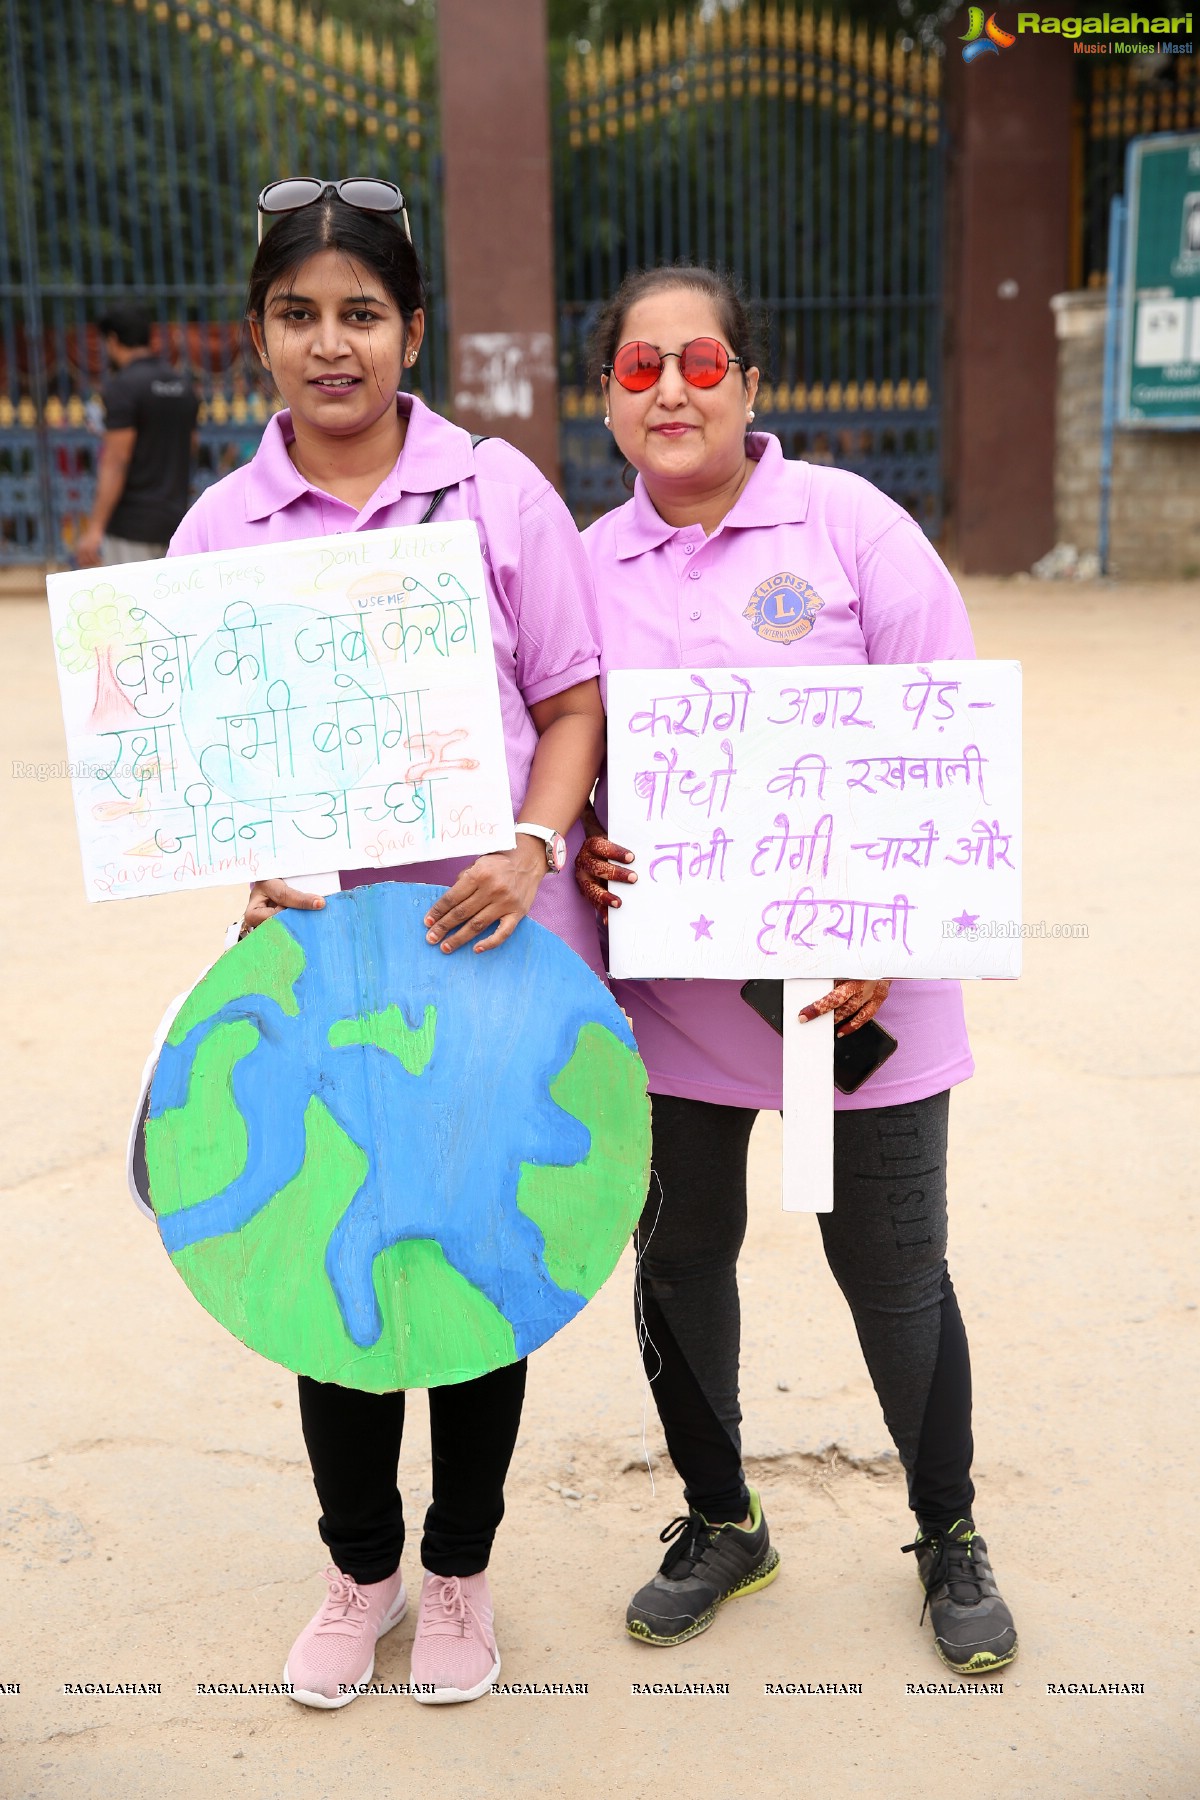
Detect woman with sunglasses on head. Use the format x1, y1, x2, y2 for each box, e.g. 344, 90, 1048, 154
575, 265, 1017, 1677
168, 179, 606, 1709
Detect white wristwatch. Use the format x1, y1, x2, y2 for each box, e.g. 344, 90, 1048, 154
516, 823, 568, 873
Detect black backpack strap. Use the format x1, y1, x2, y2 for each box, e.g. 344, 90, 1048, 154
418, 434, 491, 525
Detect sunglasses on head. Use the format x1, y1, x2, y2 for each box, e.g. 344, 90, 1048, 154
256, 177, 411, 244
603, 336, 745, 392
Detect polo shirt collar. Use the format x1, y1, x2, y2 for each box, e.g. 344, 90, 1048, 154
613, 431, 811, 559
242, 393, 477, 524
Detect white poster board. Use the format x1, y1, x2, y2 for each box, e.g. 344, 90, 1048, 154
48, 522, 515, 902
607, 661, 1022, 981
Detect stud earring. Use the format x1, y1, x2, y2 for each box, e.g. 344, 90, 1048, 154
747, 409, 756, 421
603, 413, 611, 427
407, 350, 417, 365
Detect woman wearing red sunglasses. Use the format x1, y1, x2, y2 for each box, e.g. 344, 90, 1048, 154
575, 264, 1017, 1677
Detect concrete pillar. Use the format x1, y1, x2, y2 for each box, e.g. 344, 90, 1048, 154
942, 22, 1074, 573
436, 0, 560, 485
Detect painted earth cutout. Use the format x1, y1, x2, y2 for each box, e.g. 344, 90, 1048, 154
145, 883, 651, 1390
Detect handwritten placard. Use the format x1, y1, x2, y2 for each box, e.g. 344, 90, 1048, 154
607, 661, 1022, 980
47, 522, 515, 902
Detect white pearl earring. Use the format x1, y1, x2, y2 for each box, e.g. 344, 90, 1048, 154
747, 409, 756, 421
603, 414, 611, 427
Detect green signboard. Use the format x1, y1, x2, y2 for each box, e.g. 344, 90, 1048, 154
1119, 131, 1200, 426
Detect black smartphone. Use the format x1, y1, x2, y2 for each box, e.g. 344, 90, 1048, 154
739, 978, 899, 1096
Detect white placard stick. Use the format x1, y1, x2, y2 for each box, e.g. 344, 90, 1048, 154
782, 979, 833, 1213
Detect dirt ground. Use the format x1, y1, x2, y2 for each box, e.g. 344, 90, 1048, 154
1, 578, 1197, 1800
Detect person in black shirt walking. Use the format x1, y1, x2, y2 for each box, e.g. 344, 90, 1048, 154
77, 301, 200, 567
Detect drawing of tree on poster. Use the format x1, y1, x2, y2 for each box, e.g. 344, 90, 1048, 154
54, 583, 147, 731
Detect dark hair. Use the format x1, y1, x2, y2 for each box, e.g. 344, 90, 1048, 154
246, 195, 427, 330
98, 301, 152, 348
589, 263, 765, 384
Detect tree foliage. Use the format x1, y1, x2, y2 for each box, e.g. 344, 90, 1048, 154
55, 584, 144, 673
548, 0, 961, 54
310, 0, 962, 63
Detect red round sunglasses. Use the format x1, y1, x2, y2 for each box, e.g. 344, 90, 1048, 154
603, 336, 745, 392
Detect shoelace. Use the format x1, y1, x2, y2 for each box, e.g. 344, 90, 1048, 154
901, 1528, 987, 1625
658, 1513, 720, 1579
420, 1575, 478, 1640
314, 1566, 372, 1639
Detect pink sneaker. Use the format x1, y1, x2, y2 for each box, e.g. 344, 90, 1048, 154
409, 1572, 500, 1704
283, 1565, 407, 1709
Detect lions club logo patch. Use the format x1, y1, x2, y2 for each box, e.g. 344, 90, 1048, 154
742, 572, 825, 644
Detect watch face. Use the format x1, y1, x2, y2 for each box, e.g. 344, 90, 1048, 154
549, 832, 567, 873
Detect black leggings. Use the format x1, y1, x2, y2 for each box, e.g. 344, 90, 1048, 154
297, 1359, 527, 1584
637, 1092, 974, 1534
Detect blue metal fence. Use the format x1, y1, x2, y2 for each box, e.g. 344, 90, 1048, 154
0, 0, 444, 564
553, 6, 945, 534
5, 0, 951, 557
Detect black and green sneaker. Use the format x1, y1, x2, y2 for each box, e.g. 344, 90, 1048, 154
626, 1488, 780, 1646
902, 1519, 1018, 1675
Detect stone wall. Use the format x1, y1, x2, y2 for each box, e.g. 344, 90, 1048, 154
1052, 289, 1200, 579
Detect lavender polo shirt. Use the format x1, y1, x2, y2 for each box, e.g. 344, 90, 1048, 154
168, 395, 605, 974
583, 432, 976, 1111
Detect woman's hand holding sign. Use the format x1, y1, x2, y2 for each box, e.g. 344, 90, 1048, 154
798, 978, 892, 1036
241, 879, 326, 936
575, 809, 638, 914
425, 681, 606, 954
423, 840, 547, 953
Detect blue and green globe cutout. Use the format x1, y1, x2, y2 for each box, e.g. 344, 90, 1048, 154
145, 883, 651, 1391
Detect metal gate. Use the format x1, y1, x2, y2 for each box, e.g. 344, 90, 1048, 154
0, 0, 444, 564
553, 5, 945, 533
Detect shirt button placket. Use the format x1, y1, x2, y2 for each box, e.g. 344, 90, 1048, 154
680, 539, 706, 655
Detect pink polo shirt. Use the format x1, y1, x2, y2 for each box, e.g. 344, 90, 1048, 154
583, 432, 976, 1111
169, 395, 604, 973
